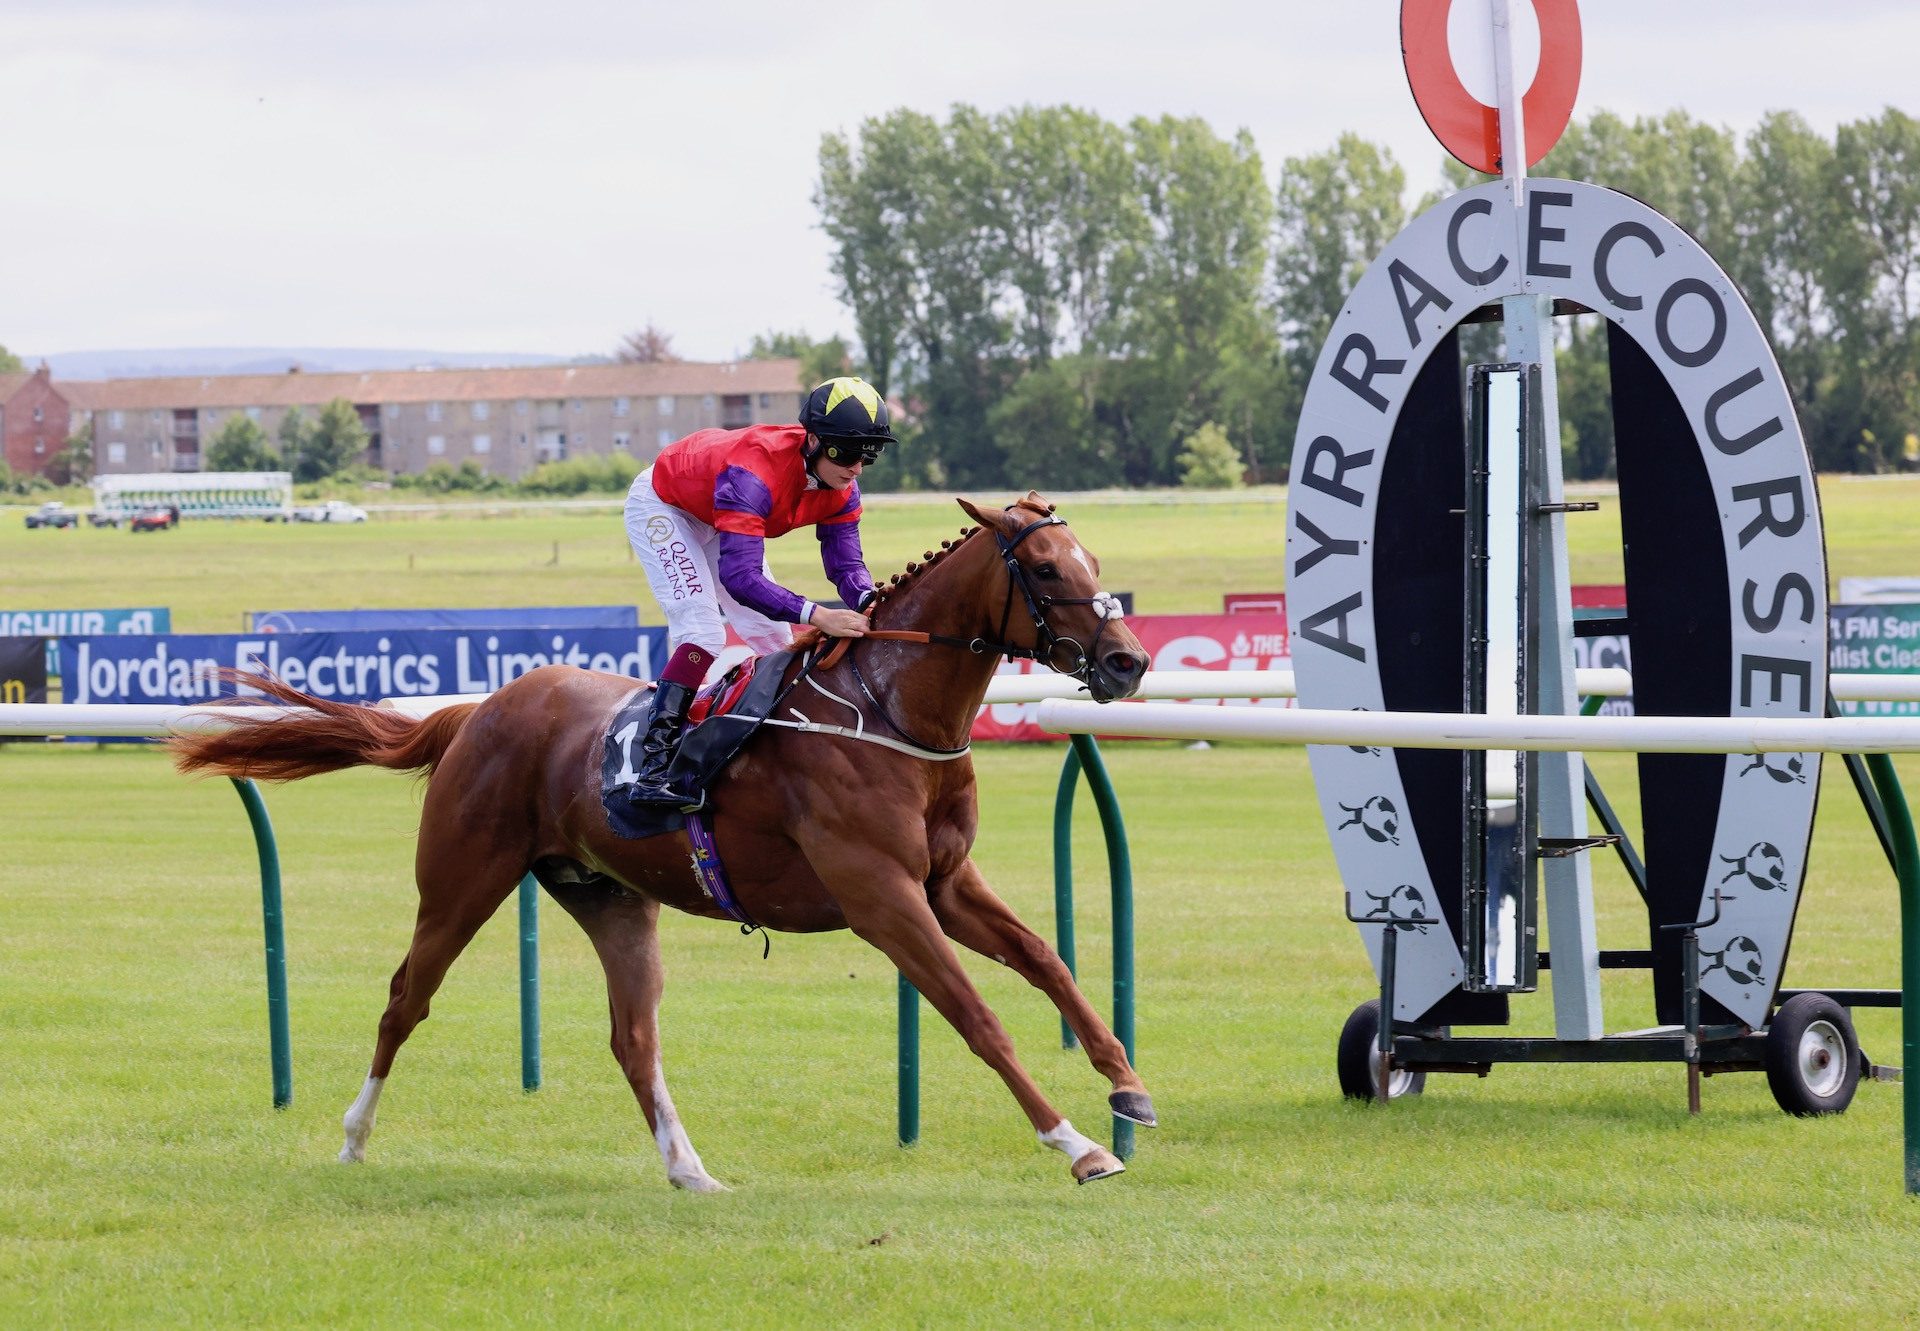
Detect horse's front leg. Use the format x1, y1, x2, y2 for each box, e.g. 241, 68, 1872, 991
927, 857, 1157, 1130
803, 837, 1124, 1185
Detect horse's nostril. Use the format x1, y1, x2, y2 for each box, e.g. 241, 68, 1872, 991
1105, 651, 1145, 680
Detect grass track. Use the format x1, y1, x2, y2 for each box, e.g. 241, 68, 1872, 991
7, 480, 1920, 1323
5, 741, 1920, 1326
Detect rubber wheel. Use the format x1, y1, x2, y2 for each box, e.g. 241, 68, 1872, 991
1337, 998, 1426, 1102
1765, 993, 1861, 1117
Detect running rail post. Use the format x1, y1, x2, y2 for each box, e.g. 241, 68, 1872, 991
230, 778, 291, 1109
1053, 745, 1083, 1051
518, 875, 541, 1091
1866, 754, 1920, 1195
1069, 733, 1136, 1160
898, 974, 920, 1146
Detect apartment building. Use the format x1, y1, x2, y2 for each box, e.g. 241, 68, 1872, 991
0, 366, 74, 476
72, 359, 807, 481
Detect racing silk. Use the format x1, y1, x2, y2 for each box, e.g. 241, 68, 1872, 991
650, 423, 874, 623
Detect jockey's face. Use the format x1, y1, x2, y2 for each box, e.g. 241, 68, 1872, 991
807, 435, 866, 489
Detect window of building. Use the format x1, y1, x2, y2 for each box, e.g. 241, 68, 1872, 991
614, 396, 630, 417
658, 428, 673, 447
659, 396, 675, 418
110, 411, 124, 429
428, 435, 446, 455
151, 410, 164, 425
386, 402, 401, 417
247, 406, 262, 421
571, 398, 584, 413
472, 401, 490, 421
108, 442, 126, 465
759, 393, 771, 408
614, 431, 631, 451
427, 401, 444, 422
516, 399, 529, 415
472, 434, 491, 454
703, 394, 715, 411
33, 406, 43, 422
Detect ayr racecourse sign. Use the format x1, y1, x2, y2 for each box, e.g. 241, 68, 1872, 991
1286, 177, 1826, 1028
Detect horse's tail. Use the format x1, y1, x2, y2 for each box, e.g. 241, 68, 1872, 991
170, 671, 479, 783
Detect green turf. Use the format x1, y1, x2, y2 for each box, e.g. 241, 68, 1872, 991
8, 474, 1918, 631
7, 481, 1920, 1324
3, 740, 1919, 1326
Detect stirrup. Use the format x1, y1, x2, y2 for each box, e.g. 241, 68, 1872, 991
628, 778, 701, 809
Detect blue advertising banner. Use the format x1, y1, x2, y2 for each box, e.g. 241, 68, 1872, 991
1831, 603, 1920, 717
58, 627, 668, 705
250, 606, 637, 632
1, 607, 172, 678
1, 608, 171, 636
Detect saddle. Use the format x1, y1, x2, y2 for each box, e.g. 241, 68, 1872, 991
600, 648, 801, 842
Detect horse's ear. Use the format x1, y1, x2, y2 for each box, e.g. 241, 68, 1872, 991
956, 497, 1005, 532
1024, 489, 1056, 515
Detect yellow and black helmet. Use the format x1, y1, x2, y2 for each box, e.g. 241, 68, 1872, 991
801, 377, 896, 464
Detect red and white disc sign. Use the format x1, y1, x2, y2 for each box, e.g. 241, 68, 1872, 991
1402, 0, 1581, 175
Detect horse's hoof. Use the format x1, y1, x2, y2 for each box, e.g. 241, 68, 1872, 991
670, 1171, 729, 1194
1108, 1090, 1158, 1127
337, 1146, 364, 1164
1072, 1148, 1125, 1184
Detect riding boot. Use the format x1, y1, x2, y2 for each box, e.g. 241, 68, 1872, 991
626, 681, 700, 808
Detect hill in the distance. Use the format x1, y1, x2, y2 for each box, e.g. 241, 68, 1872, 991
34, 347, 592, 380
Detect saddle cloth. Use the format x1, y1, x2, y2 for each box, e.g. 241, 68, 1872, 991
599, 648, 798, 841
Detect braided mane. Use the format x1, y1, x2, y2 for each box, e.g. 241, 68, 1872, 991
868, 495, 1055, 609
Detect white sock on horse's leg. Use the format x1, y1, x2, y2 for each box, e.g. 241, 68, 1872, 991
1036, 1118, 1102, 1163
339, 1075, 384, 1163
650, 1059, 724, 1192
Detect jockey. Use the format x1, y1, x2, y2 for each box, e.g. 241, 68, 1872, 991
621, 375, 893, 807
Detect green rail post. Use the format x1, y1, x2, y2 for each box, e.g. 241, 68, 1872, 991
1865, 753, 1920, 1195
1053, 746, 1084, 1050
231, 778, 291, 1109
898, 974, 920, 1146
1068, 733, 1136, 1161
518, 875, 541, 1091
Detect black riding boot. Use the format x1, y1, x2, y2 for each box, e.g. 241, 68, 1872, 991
626, 681, 700, 808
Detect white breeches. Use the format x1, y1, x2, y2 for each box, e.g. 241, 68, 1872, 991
625, 467, 796, 657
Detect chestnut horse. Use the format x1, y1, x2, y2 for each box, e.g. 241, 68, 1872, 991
172, 493, 1154, 1188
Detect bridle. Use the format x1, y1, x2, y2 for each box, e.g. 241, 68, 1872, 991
811, 506, 1130, 754
983, 511, 1127, 688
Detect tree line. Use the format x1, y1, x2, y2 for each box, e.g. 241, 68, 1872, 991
816, 104, 1920, 487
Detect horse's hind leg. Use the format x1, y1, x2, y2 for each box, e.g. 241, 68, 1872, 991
546, 885, 724, 1192
928, 858, 1156, 1129
339, 831, 524, 1163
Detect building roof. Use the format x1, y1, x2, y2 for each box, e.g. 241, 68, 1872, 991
64, 359, 807, 412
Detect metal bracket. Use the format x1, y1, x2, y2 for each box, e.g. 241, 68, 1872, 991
1537, 833, 1621, 859
1535, 500, 1600, 514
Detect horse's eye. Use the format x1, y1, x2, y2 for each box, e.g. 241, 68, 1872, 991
1034, 563, 1059, 580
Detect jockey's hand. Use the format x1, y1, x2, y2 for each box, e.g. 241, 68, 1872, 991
809, 606, 869, 638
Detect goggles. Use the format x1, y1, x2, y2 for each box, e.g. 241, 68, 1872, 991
821, 437, 888, 466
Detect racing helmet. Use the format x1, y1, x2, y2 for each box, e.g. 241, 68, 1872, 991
800, 377, 896, 465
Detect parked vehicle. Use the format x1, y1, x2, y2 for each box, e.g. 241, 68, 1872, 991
129, 505, 178, 533
87, 509, 120, 528
24, 502, 78, 529
292, 499, 369, 523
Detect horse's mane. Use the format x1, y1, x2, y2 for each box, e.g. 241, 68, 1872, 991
792, 495, 1056, 647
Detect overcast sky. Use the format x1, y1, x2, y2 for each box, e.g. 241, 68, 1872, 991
5, 0, 1915, 363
